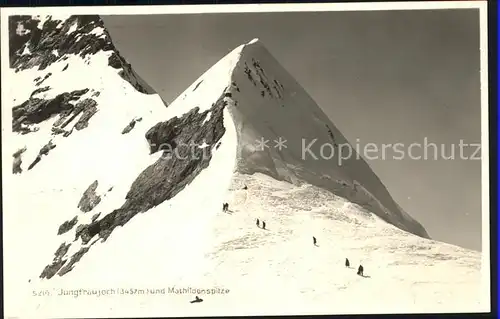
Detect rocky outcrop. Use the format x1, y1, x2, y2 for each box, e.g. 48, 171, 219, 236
9, 15, 158, 96
58, 216, 78, 235
244, 58, 284, 100
40, 242, 71, 279
12, 88, 90, 133
12, 87, 100, 141
77, 180, 101, 213
121, 120, 136, 135
57, 247, 90, 276
35, 73, 52, 86
41, 95, 228, 278
121, 117, 142, 135
325, 124, 338, 147
27, 140, 56, 170
72, 99, 98, 131
11, 16, 111, 71
30, 86, 51, 98
54, 96, 98, 130
193, 80, 203, 92
91, 213, 101, 222
13, 147, 27, 174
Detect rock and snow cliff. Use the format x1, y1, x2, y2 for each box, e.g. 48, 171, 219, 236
4, 15, 484, 317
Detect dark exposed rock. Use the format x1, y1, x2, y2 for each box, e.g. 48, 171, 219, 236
13, 147, 27, 159
108, 52, 122, 69
9, 15, 156, 95
107, 52, 150, 94
45, 94, 228, 277
10, 15, 109, 71
27, 140, 56, 170
273, 85, 283, 99
39, 242, 70, 279
274, 79, 284, 90
58, 216, 78, 235
249, 59, 274, 98
17, 124, 40, 135
9, 16, 39, 61
74, 224, 85, 241
63, 129, 74, 137
121, 119, 137, 134
51, 126, 70, 136
325, 124, 338, 146
14, 90, 98, 137
91, 212, 101, 222
244, 63, 257, 86
127, 100, 226, 208
35, 73, 52, 87
41, 140, 56, 156
145, 120, 182, 154
77, 180, 101, 213
73, 99, 98, 131
62, 63, 68, 71
13, 88, 89, 132
30, 86, 50, 98
12, 146, 27, 174
231, 81, 240, 92
27, 157, 41, 170
193, 80, 203, 92
99, 97, 225, 238
75, 222, 102, 245
57, 247, 89, 277
54, 96, 95, 129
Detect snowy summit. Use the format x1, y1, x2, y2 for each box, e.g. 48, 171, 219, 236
5, 15, 484, 317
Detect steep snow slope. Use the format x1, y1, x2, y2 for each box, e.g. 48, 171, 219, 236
168, 37, 428, 238
4, 16, 485, 318
7, 172, 486, 317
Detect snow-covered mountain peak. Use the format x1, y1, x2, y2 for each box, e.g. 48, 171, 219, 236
247, 37, 261, 45
173, 37, 430, 239
8, 14, 168, 172
8, 15, 158, 98
5, 16, 484, 317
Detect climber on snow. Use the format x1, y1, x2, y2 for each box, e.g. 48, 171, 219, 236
345, 258, 350, 268
313, 236, 317, 246
256, 218, 260, 228
357, 265, 364, 277
262, 221, 266, 230
190, 296, 203, 303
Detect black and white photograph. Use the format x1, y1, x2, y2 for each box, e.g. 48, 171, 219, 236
2, 2, 490, 318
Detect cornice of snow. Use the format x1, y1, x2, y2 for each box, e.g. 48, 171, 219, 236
212, 38, 431, 239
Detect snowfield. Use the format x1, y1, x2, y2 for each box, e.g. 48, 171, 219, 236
3, 15, 488, 318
